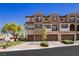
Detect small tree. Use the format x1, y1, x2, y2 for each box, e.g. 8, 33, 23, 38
1, 23, 22, 41
42, 25, 47, 41
25, 24, 28, 41
40, 25, 48, 47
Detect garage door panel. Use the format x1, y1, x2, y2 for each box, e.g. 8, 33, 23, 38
35, 35, 42, 41
28, 35, 34, 41
47, 35, 58, 41
61, 35, 74, 40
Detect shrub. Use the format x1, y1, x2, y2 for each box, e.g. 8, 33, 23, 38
45, 39, 48, 41
40, 41, 49, 47
62, 39, 74, 44
2, 45, 6, 49
0, 43, 7, 49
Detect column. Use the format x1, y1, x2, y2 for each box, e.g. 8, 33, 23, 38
74, 34, 76, 41
34, 35, 35, 41
58, 33, 61, 41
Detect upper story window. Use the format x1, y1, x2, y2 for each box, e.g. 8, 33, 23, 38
61, 24, 68, 28
52, 16, 58, 21
60, 17, 64, 21
26, 18, 30, 22
76, 17, 79, 22
36, 16, 42, 22
60, 17, 65, 22
26, 18, 33, 22
68, 16, 75, 22
45, 17, 48, 21
44, 25, 51, 28
52, 25, 57, 31
35, 24, 42, 28
28, 25, 34, 30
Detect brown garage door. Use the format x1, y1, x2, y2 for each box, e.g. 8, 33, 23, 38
47, 35, 58, 41
61, 35, 74, 40
35, 35, 42, 41
28, 35, 34, 41
77, 34, 79, 40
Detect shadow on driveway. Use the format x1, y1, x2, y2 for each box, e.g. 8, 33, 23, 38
0, 45, 79, 56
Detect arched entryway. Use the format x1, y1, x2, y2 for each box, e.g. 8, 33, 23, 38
70, 24, 75, 31
77, 25, 79, 31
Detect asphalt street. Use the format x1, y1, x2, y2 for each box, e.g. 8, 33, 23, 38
0, 45, 79, 56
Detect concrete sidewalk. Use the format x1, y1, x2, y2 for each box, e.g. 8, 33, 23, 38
0, 41, 79, 52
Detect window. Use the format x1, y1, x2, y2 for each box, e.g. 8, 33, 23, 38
76, 17, 79, 22
52, 16, 58, 21
26, 18, 31, 22
61, 17, 64, 21
28, 26, 34, 30
35, 24, 42, 28
44, 25, 51, 28
61, 24, 68, 28
68, 16, 75, 22
26, 18, 33, 22
36, 16, 42, 22
60, 24, 69, 32
45, 17, 48, 21
52, 25, 57, 31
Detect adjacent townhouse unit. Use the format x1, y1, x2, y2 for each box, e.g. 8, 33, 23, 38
25, 13, 79, 41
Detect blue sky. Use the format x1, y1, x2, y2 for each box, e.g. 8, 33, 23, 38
0, 3, 79, 28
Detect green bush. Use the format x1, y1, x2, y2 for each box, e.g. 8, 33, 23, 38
0, 42, 7, 49
2, 45, 6, 49
45, 39, 48, 41
40, 41, 49, 47
62, 39, 74, 44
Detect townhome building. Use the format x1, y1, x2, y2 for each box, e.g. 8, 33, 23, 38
25, 13, 79, 41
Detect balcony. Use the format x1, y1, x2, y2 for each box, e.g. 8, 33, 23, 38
66, 17, 75, 23
67, 19, 75, 23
